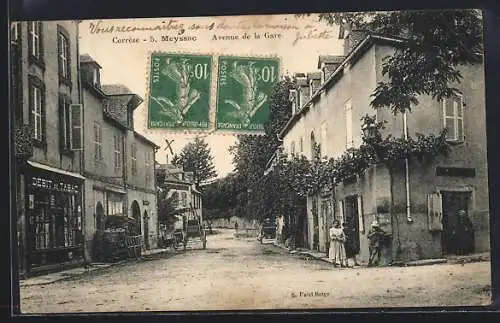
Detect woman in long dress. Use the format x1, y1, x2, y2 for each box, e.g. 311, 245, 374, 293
329, 220, 347, 267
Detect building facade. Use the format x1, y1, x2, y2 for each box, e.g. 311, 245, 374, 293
157, 164, 203, 233
280, 30, 489, 264
80, 55, 159, 261
12, 21, 85, 276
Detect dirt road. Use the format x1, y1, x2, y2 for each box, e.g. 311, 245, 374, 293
20, 229, 491, 313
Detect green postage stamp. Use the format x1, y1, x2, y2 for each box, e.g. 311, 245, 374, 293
216, 56, 280, 134
148, 53, 212, 130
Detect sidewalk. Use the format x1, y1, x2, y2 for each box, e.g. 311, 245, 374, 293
20, 248, 172, 287
271, 241, 491, 267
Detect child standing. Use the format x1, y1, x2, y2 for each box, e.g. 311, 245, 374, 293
329, 220, 348, 268
367, 220, 385, 267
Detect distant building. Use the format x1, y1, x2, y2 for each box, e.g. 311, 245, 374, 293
157, 164, 203, 233
278, 29, 489, 263
12, 21, 85, 276
80, 54, 159, 260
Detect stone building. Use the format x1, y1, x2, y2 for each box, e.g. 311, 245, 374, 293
279, 29, 489, 264
12, 21, 85, 276
157, 164, 203, 233
80, 54, 159, 260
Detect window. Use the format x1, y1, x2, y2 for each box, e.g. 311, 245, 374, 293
92, 68, 100, 87
145, 151, 152, 186
290, 141, 296, 157
443, 95, 464, 142
59, 95, 71, 151
11, 22, 19, 43
321, 122, 328, 156
32, 193, 79, 250
181, 192, 187, 208
114, 135, 122, 173
345, 100, 353, 148
171, 192, 179, 208
58, 31, 70, 80
310, 131, 316, 159
131, 143, 137, 175
29, 78, 45, 142
299, 137, 304, 154
93, 122, 103, 160
28, 21, 43, 61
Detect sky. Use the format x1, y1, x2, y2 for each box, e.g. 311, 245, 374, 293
78, 14, 344, 178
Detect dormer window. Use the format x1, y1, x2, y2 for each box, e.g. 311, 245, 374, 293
92, 68, 100, 88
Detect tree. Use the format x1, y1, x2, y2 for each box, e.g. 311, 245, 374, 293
300, 9, 483, 114
157, 187, 183, 230
172, 136, 217, 188
229, 76, 296, 221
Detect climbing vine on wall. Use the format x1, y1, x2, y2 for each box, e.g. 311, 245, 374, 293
279, 114, 451, 195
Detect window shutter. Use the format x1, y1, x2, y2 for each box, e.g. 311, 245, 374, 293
427, 192, 443, 231
69, 104, 83, 150
357, 195, 365, 233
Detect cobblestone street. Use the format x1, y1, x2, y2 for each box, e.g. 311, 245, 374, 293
20, 230, 491, 313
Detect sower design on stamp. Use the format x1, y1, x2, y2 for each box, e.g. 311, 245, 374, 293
148, 53, 212, 130
216, 56, 280, 134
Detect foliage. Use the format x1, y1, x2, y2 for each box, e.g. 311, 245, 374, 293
171, 136, 217, 188
299, 9, 483, 114
228, 76, 297, 221
157, 187, 184, 229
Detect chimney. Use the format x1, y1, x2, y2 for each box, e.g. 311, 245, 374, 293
317, 56, 345, 82
343, 29, 370, 56
307, 72, 322, 95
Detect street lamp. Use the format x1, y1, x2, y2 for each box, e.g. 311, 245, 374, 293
361, 122, 378, 143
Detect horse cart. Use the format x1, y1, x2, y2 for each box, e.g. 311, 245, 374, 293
182, 203, 207, 251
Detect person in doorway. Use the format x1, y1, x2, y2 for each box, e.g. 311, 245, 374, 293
343, 220, 360, 267
329, 220, 347, 268
367, 220, 384, 267
457, 209, 475, 255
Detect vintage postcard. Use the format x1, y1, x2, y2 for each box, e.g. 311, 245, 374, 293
9, 9, 492, 314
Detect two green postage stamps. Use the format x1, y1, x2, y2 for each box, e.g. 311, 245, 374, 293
147, 53, 280, 134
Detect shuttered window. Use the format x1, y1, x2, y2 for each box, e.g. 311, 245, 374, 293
93, 122, 103, 160
114, 135, 122, 173
57, 30, 71, 80
28, 21, 42, 59
131, 143, 137, 175
59, 95, 70, 151
345, 99, 353, 148
442, 95, 465, 142
69, 104, 83, 150
31, 85, 43, 141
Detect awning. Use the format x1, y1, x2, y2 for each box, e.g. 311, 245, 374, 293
27, 161, 85, 180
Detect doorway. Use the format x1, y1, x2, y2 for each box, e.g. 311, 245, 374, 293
143, 211, 150, 250
441, 191, 472, 255
95, 202, 104, 232
343, 195, 361, 255
130, 201, 141, 236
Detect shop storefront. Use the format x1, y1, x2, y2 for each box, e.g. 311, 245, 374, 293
25, 162, 85, 272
